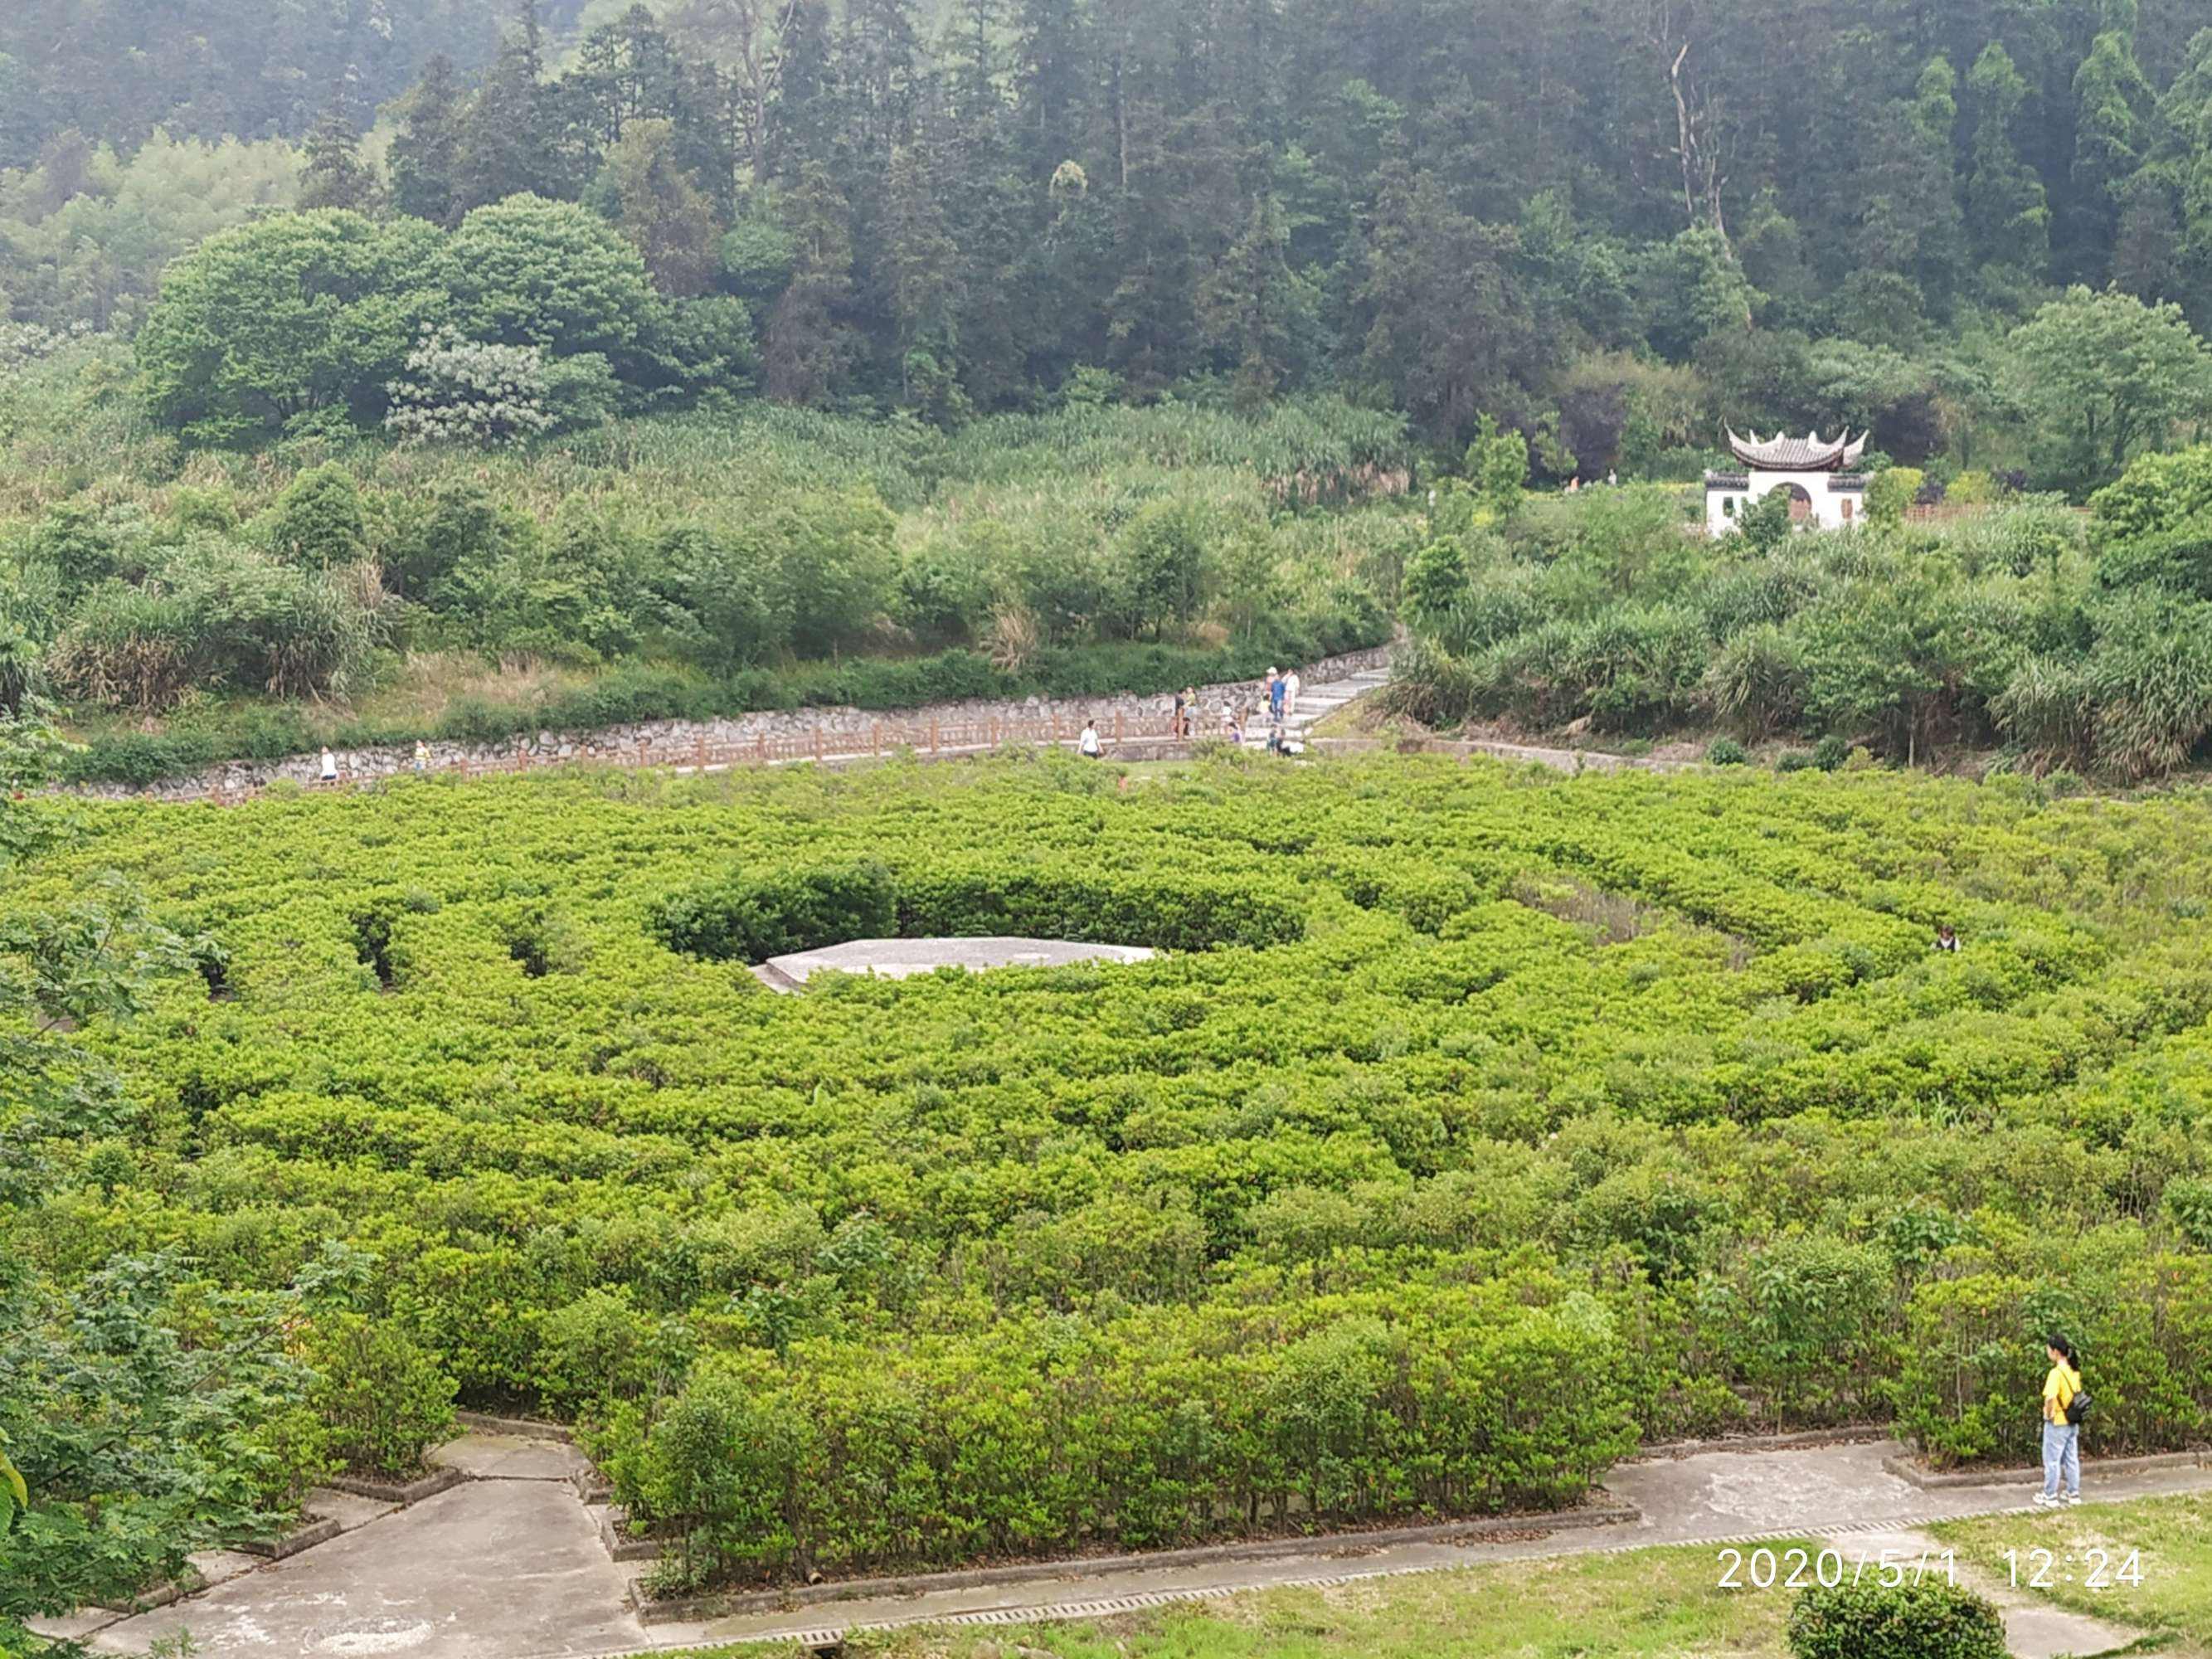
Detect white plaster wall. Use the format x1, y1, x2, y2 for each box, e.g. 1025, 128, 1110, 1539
1705, 470, 1863, 538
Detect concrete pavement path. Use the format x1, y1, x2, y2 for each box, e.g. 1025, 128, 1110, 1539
72, 1436, 2212, 1659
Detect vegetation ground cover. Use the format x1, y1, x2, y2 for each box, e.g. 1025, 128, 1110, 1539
9, 752, 2212, 1598
1391, 443, 2212, 784
0, 397, 1404, 786
651, 1541, 1816, 1659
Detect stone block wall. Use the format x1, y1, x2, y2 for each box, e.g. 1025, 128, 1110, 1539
80, 645, 1393, 801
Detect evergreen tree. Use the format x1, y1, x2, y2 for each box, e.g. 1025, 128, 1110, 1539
1851, 57, 1968, 324
765, 158, 858, 404
591, 119, 724, 295
1013, 0, 1090, 182
2114, 170, 2184, 301
1196, 196, 1315, 412
1356, 161, 1540, 442
2071, 24, 2157, 279
298, 83, 380, 213
456, 0, 572, 212
771, 0, 839, 179
883, 124, 969, 420
390, 55, 466, 227
1965, 42, 2049, 282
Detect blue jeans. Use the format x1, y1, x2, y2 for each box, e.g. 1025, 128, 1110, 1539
2042, 1420, 2080, 1498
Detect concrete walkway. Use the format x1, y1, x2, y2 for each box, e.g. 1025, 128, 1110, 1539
69, 1436, 2211, 1659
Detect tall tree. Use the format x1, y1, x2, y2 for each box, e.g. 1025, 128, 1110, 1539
591, 119, 725, 295
1196, 196, 1315, 412
390, 56, 467, 226
1965, 41, 2050, 282
298, 84, 381, 214
770, 0, 839, 178
1356, 161, 1542, 442
764, 158, 858, 404
1847, 57, 1969, 328
2070, 22, 2157, 280
456, 0, 573, 212
883, 119, 968, 418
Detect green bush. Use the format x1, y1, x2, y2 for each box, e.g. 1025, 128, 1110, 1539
896, 864, 1308, 952
1786, 1579, 2006, 1659
1866, 468, 1926, 527
614, 1286, 1635, 1583
1813, 735, 1850, 771
655, 864, 897, 966
1706, 738, 1748, 766
300, 1313, 459, 1478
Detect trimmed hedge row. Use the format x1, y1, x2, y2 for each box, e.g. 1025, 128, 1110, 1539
655, 859, 1308, 964
598, 1283, 1635, 1584
896, 863, 1310, 953
655, 864, 898, 965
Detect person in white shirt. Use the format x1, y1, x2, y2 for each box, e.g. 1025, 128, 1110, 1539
319, 747, 339, 783
1078, 719, 1102, 758
1284, 669, 1301, 718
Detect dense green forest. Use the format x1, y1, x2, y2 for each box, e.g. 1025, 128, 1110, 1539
7, 0, 2212, 475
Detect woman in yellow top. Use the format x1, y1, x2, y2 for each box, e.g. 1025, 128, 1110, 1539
2038, 1335, 2083, 1508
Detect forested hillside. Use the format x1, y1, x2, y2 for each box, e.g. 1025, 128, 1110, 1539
7, 0, 2212, 476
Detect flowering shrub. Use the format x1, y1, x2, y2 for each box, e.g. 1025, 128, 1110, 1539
385, 328, 568, 446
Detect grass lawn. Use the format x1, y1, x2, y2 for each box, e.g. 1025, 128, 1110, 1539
652, 1543, 1809, 1659
1931, 1494, 2212, 1658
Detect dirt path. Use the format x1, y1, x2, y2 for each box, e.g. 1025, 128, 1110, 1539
61, 1435, 2210, 1659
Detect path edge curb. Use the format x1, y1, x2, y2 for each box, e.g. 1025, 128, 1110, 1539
325, 1464, 469, 1506
453, 1408, 576, 1443
1882, 1448, 2208, 1489
1630, 1425, 1892, 1462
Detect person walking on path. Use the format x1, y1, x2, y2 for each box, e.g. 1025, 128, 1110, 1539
412, 739, 430, 773
1172, 688, 1189, 739
319, 747, 339, 785
2037, 1335, 2085, 1508
1078, 718, 1103, 759
1284, 668, 1301, 720
1264, 669, 1281, 722
1183, 688, 1198, 740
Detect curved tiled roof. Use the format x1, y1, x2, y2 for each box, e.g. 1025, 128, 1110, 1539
1727, 428, 1867, 471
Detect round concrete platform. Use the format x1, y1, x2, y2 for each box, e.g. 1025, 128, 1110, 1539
764, 936, 1155, 985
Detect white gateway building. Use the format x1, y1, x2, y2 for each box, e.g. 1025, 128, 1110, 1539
1705, 429, 1868, 537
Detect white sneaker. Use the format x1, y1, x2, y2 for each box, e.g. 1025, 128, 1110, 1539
2064, 1491, 2083, 1506
2033, 1493, 2061, 1508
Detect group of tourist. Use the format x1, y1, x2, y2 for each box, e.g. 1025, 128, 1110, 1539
1164, 666, 1303, 752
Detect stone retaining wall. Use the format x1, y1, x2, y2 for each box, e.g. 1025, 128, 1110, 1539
78, 645, 1393, 800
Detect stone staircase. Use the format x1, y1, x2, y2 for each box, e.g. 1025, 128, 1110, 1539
1280, 660, 1393, 743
